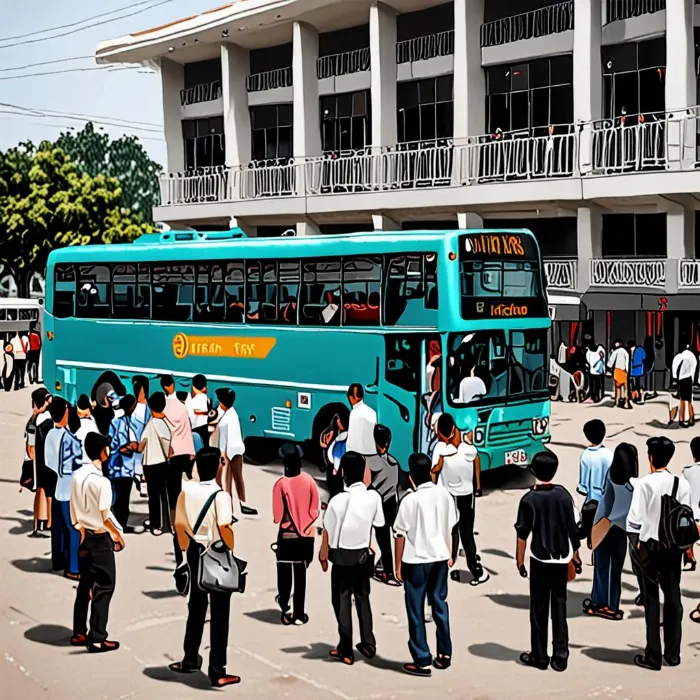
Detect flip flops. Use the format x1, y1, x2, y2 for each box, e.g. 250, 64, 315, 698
689, 607, 700, 623
403, 663, 432, 677
212, 675, 241, 687
355, 642, 376, 660
582, 598, 624, 621
329, 649, 354, 665
433, 654, 451, 670
373, 571, 401, 587
87, 640, 120, 654
168, 655, 202, 673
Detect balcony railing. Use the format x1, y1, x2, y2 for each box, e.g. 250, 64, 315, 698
317, 48, 370, 79
679, 259, 700, 289
544, 259, 578, 290
606, 0, 666, 24
590, 259, 666, 288
246, 67, 292, 92
180, 80, 222, 107
396, 30, 455, 64
481, 1, 574, 48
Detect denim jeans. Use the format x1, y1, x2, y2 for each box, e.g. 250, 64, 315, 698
51, 499, 80, 575
403, 560, 451, 667
591, 525, 628, 611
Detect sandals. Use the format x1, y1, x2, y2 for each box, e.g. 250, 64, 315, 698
168, 655, 202, 673
212, 675, 241, 687
469, 571, 491, 587
64, 572, 80, 582
281, 613, 309, 626
433, 654, 451, 670
355, 642, 376, 660
151, 528, 163, 537
70, 634, 88, 646
329, 649, 354, 665
87, 640, 120, 654
689, 607, 700, 623
519, 652, 548, 670
582, 599, 624, 621
373, 571, 401, 587
403, 662, 431, 677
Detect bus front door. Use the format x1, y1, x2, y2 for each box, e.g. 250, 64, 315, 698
419, 334, 442, 460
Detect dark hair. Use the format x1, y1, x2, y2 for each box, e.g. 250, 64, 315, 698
77, 394, 91, 411
530, 450, 559, 483
347, 383, 364, 400
48, 396, 68, 423
408, 452, 432, 486
279, 442, 303, 477
68, 406, 81, 434
609, 443, 639, 486
196, 446, 221, 481
160, 374, 175, 391
176, 390, 188, 403
341, 451, 366, 487
85, 432, 110, 462
31, 387, 50, 409
132, 375, 150, 399
374, 424, 391, 451
216, 387, 235, 408
119, 394, 137, 414
437, 413, 455, 440
147, 391, 167, 413
647, 436, 675, 469
192, 374, 207, 391
583, 419, 606, 445
691, 436, 700, 463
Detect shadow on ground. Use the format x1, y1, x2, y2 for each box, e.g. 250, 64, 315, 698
143, 589, 181, 600
143, 666, 213, 690
24, 624, 72, 646
468, 642, 521, 663
487, 589, 589, 618
581, 645, 642, 665
481, 466, 534, 494
281, 642, 335, 661
244, 608, 284, 625
11, 557, 52, 574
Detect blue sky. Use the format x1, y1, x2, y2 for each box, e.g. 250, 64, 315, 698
0, 0, 216, 165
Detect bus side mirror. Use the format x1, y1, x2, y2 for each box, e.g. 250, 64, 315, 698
365, 383, 378, 395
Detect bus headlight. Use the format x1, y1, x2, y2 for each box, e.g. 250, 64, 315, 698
532, 417, 549, 436
470, 427, 485, 446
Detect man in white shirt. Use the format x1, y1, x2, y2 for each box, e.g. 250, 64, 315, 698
431, 413, 488, 586
186, 374, 210, 447
394, 453, 457, 677
217, 388, 255, 515
75, 394, 99, 466
671, 345, 697, 427
70, 432, 125, 653
585, 343, 606, 403
10, 331, 28, 390
607, 339, 630, 409
627, 436, 692, 671
320, 452, 384, 665
345, 384, 377, 456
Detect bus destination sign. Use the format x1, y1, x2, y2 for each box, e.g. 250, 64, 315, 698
461, 299, 532, 318
172, 333, 276, 360
464, 233, 527, 257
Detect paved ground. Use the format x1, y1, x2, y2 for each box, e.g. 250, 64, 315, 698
1, 388, 699, 699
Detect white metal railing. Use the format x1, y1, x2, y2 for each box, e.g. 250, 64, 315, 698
590, 259, 666, 288
396, 30, 454, 64
679, 259, 700, 288
606, 0, 666, 23
481, 1, 574, 48
180, 80, 222, 106
246, 66, 292, 92
544, 259, 578, 290
317, 48, 370, 79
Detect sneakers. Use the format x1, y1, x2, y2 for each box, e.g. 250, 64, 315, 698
634, 654, 661, 671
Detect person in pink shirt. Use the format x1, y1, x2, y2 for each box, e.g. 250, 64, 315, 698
273, 443, 320, 625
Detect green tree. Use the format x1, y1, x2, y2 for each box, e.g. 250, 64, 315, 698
56, 122, 162, 224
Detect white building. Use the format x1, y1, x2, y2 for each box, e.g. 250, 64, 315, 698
96, 0, 700, 359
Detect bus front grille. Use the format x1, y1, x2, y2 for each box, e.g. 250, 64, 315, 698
271, 407, 292, 433
487, 420, 531, 447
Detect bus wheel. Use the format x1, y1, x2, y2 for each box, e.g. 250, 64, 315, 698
243, 437, 280, 466
308, 402, 350, 470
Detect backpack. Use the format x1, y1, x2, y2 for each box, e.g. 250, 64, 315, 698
658, 476, 699, 550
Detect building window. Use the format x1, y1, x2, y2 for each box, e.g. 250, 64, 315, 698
182, 117, 225, 170
321, 90, 371, 153
602, 38, 666, 120
250, 104, 293, 162
486, 55, 573, 135
602, 213, 667, 257
397, 75, 453, 144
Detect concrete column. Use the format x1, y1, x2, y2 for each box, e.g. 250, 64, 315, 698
370, 2, 397, 149
221, 43, 251, 167
576, 206, 602, 294
160, 58, 185, 172
372, 214, 400, 231
292, 22, 321, 159
296, 220, 320, 236
453, 0, 485, 140
665, 202, 694, 292
457, 212, 484, 229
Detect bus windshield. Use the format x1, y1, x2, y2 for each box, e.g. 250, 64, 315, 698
447, 328, 548, 406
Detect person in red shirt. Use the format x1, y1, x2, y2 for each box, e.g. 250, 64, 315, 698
27, 323, 42, 385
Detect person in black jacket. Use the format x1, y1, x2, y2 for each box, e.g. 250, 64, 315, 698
515, 451, 581, 672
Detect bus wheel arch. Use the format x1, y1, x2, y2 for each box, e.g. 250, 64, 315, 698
308, 401, 350, 469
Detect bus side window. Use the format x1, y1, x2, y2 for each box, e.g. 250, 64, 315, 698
279, 260, 300, 325
53, 264, 76, 318
77, 265, 111, 319
209, 264, 226, 322
152, 264, 194, 321
225, 262, 245, 323
112, 264, 149, 320
300, 260, 341, 326
194, 263, 225, 323
246, 261, 261, 322
384, 253, 438, 326
384, 336, 419, 392
342, 256, 381, 326
260, 261, 278, 323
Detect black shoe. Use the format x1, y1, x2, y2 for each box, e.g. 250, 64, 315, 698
550, 657, 568, 672
519, 652, 548, 670
240, 504, 258, 516
634, 654, 661, 671
663, 655, 681, 667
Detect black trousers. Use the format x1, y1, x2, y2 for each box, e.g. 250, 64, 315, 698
529, 557, 569, 665
143, 463, 168, 530
170, 453, 193, 481
374, 496, 397, 576
640, 548, 683, 666
26, 351, 39, 383
589, 374, 604, 403
110, 477, 133, 530
277, 562, 307, 617
13, 359, 26, 389
73, 532, 116, 643
164, 460, 185, 513
331, 562, 375, 659
183, 544, 232, 680
452, 494, 482, 579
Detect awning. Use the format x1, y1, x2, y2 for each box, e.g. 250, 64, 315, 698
547, 293, 584, 321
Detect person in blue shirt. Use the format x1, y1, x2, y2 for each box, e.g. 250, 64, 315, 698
629, 341, 647, 405
45, 396, 83, 579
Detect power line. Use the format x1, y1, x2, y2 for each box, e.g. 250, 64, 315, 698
0, 66, 145, 81
0, 108, 163, 134
0, 0, 175, 49
0, 55, 93, 73
0, 101, 161, 128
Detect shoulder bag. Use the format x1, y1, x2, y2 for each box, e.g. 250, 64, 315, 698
192, 489, 247, 594
273, 492, 314, 566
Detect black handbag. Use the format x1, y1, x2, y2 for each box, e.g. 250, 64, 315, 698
174, 562, 190, 596
273, 493, 315, 565
20, 459, 34, 491
327, 502, 375, 573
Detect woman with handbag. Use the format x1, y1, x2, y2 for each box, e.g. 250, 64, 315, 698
272, 443, 320, 625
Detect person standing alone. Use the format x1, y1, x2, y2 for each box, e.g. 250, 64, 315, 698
671, 345, 697, 428
27, 323, 41, 384
608, 340, 630, 409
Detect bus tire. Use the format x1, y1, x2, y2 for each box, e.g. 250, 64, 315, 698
308, 402, 349, 470
243, 437, 280, 466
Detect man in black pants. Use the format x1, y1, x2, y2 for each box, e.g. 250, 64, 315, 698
70, 432, 125, 653
515, 451, 581, 673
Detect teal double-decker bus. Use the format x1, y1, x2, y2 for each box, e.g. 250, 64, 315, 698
43, 227, 550, 471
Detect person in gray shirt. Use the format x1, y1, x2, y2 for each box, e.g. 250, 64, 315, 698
367, 424, 400, 586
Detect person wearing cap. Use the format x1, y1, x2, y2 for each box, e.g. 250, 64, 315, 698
25, 387, 52, 537
272, 443, 320, 625
70, 431, 125, 653
393, 452, 458, 677
160, 374, 195, 481
75, 394, 99, 466
217, 388, 256, 515
515, 451, 582, 673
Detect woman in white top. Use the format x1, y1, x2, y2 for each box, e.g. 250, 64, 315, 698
431, 413, 489, 586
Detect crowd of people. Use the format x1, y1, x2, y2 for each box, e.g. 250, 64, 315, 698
2, 324, 42, 391
18, 372, 700, 686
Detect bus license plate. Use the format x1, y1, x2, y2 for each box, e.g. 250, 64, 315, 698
505, 449, 528, 467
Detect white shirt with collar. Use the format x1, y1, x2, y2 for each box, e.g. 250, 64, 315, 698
323, 482, 384, 550
345, 400, 377, 456
393, 482, 457, 564
431, 440, 477, 497
181, 478, 234, 547
683, 462, 700, 521
627, 469, 693, 542
186, 392, 209, 429
218, 407, 245, 459
672, 350, 698, 382
75, 416, 99, 465
608, 347, 629, 372
70, 462, 122, 532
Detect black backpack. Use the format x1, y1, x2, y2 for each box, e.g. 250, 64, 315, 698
658, 476, 699, 550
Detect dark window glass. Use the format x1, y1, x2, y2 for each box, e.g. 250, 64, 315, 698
384, 335, 420, 392
602, 213, 666, 257
511, 64, 529, 91
397, 75, 454, 143
319, 90, 372, 152
342, 257, 381, 326
193, 263, 225, 323
384, 253, 439, 326
152, 264, 194, 321
77, 265, 111, 319
279, 261, 300, 324
300, 260, 342, 326
225, 262, 245, 322
182, 118, 225, 169
530, 58, 550, 89
550, 54, 573, 86
53, 264, 76, 318
112, 263, 150, 319
250, 104, 294, 162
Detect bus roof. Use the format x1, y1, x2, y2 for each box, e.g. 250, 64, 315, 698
47, 228, 538, 265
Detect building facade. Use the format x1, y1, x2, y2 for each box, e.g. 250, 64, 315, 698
96, 0, 700, 358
